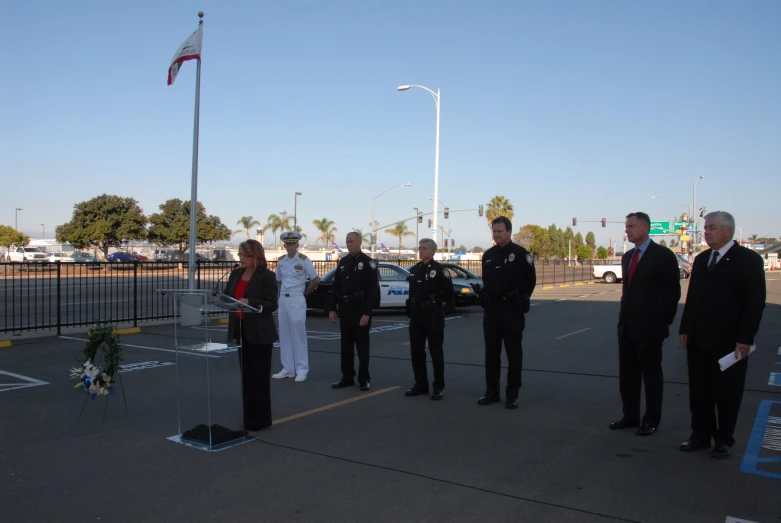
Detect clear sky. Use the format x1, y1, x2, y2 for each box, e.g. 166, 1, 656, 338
2, 0, 779, 250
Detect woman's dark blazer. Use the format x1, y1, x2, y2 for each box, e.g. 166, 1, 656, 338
224, 267, 279, 346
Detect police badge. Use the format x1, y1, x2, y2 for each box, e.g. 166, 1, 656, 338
509, 253, 515, 262
430, 270, 437, 278
526, 254, 534, 265
358, 262, 364, 270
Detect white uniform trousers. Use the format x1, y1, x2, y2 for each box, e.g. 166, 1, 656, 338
278, 295, 309, 376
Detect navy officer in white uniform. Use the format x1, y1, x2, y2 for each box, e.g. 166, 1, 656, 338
273, 231, 320, 381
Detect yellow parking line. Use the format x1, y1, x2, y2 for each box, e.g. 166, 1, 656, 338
555, 327, 592, 340
113, 327, 140, 335
542, 286, 553, 290
273, 386, 400, 425
574, 282, 584, 286
587, 281, 595, 284
218, 318, 229, 325
0, 340, 11, 349
559, 284, 570, 288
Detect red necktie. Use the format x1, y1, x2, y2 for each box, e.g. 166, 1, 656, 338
628, 248, 640, 284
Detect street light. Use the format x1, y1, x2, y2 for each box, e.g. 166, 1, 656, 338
371, 183, 411, 255
692, 176, 704, 249
294, 191, 302, 229
650, 196, 691, 218
15, 208, 22, 231
41, 224, 44, 239
398, 84, 441, 241
413, 207, 419, 257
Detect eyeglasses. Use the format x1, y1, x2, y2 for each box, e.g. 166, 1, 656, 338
238, 253, 250, 258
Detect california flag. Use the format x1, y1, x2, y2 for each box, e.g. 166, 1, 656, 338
167, 24, 203, 85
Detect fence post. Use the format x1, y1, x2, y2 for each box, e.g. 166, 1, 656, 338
56, 262, 62, 336
133, 262, 138, 327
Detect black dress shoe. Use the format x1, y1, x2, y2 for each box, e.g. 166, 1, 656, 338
635, 424, 658, 436
680, 437, 711, 452
609, 417, 640, 430
359, 382, 371, 391
332, 379, 355, 389
477, 394, 501, 406
505, 398, 519, 410
431, 389, 444, 401
405, 386, 429, 397
711, 442, 730, 459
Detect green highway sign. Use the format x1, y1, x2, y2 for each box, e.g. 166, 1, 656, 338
649, 221, 671, 236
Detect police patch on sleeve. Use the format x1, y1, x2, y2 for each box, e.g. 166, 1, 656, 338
369, 261, 376, 269
509, 253, 515, 262
526, 254, 534, 265
443, 269, 451, 279
430, 270, 437, 278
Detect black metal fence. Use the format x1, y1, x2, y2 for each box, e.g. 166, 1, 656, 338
0, 258, 595, 335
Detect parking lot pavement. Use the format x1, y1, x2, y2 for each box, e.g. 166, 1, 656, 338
1, 279, 780, 522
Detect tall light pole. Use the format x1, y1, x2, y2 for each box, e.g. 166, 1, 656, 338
413, 207, 419, 257
294, 191, 302, 229
398, 84, 441, 241
371, 183, 411, 255
15, 208, 22, 231
41, 224, 44, 239
692, 176, 704, 251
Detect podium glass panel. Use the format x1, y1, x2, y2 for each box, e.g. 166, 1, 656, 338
157, 289, 261, 452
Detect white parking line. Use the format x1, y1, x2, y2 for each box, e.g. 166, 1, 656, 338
0, 370, 49, 392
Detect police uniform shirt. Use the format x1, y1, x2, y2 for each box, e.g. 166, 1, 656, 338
482, 241, 537, 299
408, 260, 455, 310
276, 252, 318, 295
330, 252, 379, 315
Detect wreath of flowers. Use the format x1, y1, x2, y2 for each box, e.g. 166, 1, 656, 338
70, 323, 125, 398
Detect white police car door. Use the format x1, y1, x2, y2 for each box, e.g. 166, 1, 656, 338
377, 265, 410, 307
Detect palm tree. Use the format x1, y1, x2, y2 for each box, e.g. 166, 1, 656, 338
236, 216, 260, 240
312, 218, 337, 247
485, 195, 514, 229
386, 222, 415, 252
748, 234, 759, 244
266, 214, 284, 248
292, 224, 307, 241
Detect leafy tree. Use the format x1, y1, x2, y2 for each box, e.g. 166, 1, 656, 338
236, 216, 260, 240
574, 232, 584, 250
586, 231, 596, 250
659, 239, 668, 247
0, 225, 30, 251
596, 246, 609, 259
147, 199, 230, 253
386, 222, 415, 251
456, 245, 468, 252
521, 224, 551, 257
512, 227, 535, 250
312, 218, 337, 247
577, 245, 593, 260
669, 239, 678, 248
485, 195, 514, 231
547, 224, 567, 259
56, 194, 147, 257
748, 234, 759, 244
608, 245, 615, 256
471, 246, 484, 253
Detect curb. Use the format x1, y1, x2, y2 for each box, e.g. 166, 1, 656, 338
113, 327, 141, 336
0, 340, 11, 348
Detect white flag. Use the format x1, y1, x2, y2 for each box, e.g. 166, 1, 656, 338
168, 24, 203, 85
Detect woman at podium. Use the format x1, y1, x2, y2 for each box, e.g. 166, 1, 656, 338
225, 240, 279, 431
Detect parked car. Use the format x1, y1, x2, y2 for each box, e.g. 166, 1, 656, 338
6, 245, 49, 263
440, 263, 484, 292
107, 252, 139, 262
163, 251, 210, 262
306, 262, 477, 312
71, 251, 98, 262
46, 252, 75, 263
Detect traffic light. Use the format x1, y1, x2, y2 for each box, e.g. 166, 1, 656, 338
452, 238, 455, 248
444, 207, 450, 219
478, 205, 483, 217
572, 217, 577, 226
428, 219, 432, 228
417, 212, 423, 224
444, 239, 448, 247
601, 218, 606, 227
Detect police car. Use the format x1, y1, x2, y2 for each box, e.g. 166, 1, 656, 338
306, 262, 477, 312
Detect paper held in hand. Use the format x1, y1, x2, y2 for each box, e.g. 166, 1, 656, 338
718, 344, 756, 372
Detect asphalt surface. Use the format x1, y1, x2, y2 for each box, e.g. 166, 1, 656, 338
1, 277, 780, 522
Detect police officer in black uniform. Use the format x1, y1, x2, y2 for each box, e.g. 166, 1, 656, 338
327, 231, 379, 391
478, 216, 536, 409
405, 238, 455, 401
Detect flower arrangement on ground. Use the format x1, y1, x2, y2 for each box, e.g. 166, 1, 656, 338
70, 323, 125, 399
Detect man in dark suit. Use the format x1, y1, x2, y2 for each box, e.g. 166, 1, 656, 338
678, 211, 766, 458
610, 212, 681, 436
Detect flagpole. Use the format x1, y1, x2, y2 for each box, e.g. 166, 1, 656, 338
188, 12, 204, 289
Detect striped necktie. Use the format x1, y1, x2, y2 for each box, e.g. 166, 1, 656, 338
708, 251, 720, 273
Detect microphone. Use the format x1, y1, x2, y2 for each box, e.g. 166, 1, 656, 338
213, 263, 239, 296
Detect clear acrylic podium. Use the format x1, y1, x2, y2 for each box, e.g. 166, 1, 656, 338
157, 289, 262, 452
